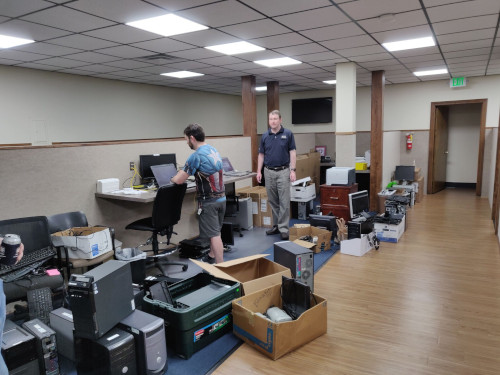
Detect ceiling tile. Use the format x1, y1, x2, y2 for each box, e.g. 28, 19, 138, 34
177, 0, 264, 28
0, 19, 71, 41
252, 33, 315, 49
320, 35, 377, 50
0, 49, 48, 62
301, 22, 365, 42
145, 0, 221, 12
274, 43, 329, 57
335, 44, 387, 58
21, 6, 116, 32
338, 0, 422, 20
63, 51, 120, 64
46, 34, 119, 50
0, 0, 53, 17
274, 6, 350, 31
219, 19, 290, 40
166, 47, 220, 60
427, 0, 500, 22
33, 56, 92, 68
12, 42, 81, 56
84, 25, 162, 44
432, 14, 499, 35
371, 25, 433, 44
66, 0, 165, 23
358, 9, 428, 33
170, 29, 240, 47
96, 45, 153, 59
239, 0, 331, 17
130, 38, 194, 53
437, 28, 496, 44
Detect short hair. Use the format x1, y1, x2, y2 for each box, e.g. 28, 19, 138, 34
184, 123, 205, 142
269, 109, 281, 118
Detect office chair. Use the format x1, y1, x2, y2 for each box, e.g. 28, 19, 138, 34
47, 211, 115, 280
125, 183, 188, 276
224, 190, 244, 238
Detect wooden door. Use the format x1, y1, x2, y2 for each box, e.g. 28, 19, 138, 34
430, 105, 449, 193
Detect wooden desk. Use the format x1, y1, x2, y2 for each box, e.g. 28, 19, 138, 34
95, 173, 256, 203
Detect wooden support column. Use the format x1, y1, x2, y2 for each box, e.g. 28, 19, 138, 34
242, 75, 258, 185
266, 81, 280, 119
370, 70, 384, 212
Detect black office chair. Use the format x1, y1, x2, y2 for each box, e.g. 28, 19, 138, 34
224, 187, 243, 238
47, 211, 116, 280
125, 183, 188, 276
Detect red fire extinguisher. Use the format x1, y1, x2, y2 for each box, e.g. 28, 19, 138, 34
406, 133, 413, 150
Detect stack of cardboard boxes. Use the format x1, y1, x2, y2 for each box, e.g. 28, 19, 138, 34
236, 186, 272, 228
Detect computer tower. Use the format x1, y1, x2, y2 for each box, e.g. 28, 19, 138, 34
22, 318, 60, 375
347, 219, 374, 239
1, 319, 39, 374
274, 241, 314, 292
68, 260, 135, 339
49, 307, 75, 361
75, 327, 137, 375
291, 199, 314, 220
119, 310, 167, 375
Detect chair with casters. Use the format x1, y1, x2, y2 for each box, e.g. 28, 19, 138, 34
46, 211, 116, 280
125, 183, 188, 276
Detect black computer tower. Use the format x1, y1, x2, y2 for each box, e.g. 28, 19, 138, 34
75, 327, 137, 375
119, 309, 167, 375
22, 318, 60, 375
68, 260, 135, 339
347, 219, 374, 239
1, 319, 39, 374
274, 241, 314, 291
49, 307, 75, 361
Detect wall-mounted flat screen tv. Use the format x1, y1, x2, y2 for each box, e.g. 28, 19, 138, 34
292, 97, 333, 124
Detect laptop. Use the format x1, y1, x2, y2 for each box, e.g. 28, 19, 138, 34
221, 157, 248, 177
150, 163, 178, 187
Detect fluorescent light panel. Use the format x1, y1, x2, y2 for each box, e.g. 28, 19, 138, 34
382, 36, 435, 52
161, 71, 204, 78
126, 14, 208, 37
256, 86, 267, 91
413, 68, 448, 76
205, 41, 264, 55
323, 80, 337, 84
254, 57, 302, 67
0, 34, 35, 48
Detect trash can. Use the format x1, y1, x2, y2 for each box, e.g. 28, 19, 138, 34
115, 247, 147, 283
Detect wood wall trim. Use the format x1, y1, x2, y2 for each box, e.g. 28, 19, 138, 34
370, 70, 384, 212
493, 112, 500, 230
336, 131, 357, 135
267, 81, 280, 116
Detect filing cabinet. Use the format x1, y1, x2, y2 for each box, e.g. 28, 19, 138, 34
320, 183, 358, 223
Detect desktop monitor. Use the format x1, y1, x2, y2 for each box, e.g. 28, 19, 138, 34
308, 214, 337, 233
139, 154, 176, 182
394, 165, 415, 182
348, 190, 369, 219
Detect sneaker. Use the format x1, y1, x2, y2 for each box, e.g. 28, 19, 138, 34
266, 226, 280, 235
200, 254, 216, 264
280, 232, 289, 240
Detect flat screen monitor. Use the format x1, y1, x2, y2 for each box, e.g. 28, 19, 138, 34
308, 214, 337, 233
139, 154, 176, 182
394, 165, 415, 182
349, 190, 369, 219
291, 97, 333, 124
281, 275, 311, 320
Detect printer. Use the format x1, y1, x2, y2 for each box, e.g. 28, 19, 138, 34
326, 167, 355, 186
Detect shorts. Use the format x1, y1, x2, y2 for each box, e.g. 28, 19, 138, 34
198, 199, 226, 239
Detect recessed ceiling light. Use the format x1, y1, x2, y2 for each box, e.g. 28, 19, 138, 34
382, 36, 435, 52
126, 14, 208, 37
0, 34, 35, 48
413, 68, 448, 77
161, 71, 204, 78
254, 57, 302, 68
256, 86, 267, 91
323, 80, 337, 85
205, 41, 264, 55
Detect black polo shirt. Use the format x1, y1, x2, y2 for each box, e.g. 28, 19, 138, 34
259, 126, 296, 168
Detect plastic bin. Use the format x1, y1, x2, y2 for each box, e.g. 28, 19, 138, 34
143, 273, 241, 359
115, 247, 147, 283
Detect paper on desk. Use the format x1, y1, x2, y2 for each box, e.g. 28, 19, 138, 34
114, 188, 146, 195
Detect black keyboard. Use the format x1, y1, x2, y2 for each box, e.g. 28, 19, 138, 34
0, 247, 56, 276
27, 287, 53, 325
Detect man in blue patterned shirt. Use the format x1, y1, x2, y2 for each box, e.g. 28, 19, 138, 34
172, 124, 226, 264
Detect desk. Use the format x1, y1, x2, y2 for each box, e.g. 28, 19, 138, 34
95, 173, 256, 203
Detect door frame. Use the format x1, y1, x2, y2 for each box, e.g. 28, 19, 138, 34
427, 99, 487, 196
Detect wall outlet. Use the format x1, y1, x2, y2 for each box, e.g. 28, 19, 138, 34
130, 162, 135, 171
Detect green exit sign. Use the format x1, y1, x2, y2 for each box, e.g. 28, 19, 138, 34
450, 77, 467, 88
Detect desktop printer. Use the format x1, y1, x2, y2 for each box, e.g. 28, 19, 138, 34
96, 178, 119, 193
326, 167, 355, 186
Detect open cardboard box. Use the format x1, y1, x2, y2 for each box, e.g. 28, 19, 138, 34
289, 224, 332, 252
232, 283, 327, 360
191, 254, 291, 296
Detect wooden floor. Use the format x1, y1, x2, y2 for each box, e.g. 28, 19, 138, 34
214, 188, 500, 375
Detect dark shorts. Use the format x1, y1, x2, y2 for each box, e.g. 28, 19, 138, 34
198, 199, 226, 239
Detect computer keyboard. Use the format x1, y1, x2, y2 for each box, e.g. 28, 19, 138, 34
0, 246, 56, 276
27, 287, 53, 325
1, 259, 48, 282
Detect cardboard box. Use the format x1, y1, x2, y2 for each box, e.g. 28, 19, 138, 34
374, 215, 405, 243
340, 234, 373, 256
232, 283, 327, 360
289, 224, 332, 252
237, 186, 272, 227
290, 182, 316, 202
414, 176, 424, 203
414, 167, 421, 181
191, 254, 291, 296
51, 226, 113, 259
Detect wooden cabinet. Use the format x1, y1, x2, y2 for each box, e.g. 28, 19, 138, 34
320, 183, 358, 222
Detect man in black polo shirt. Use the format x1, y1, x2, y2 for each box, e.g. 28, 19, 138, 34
256, 110, 297, 240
